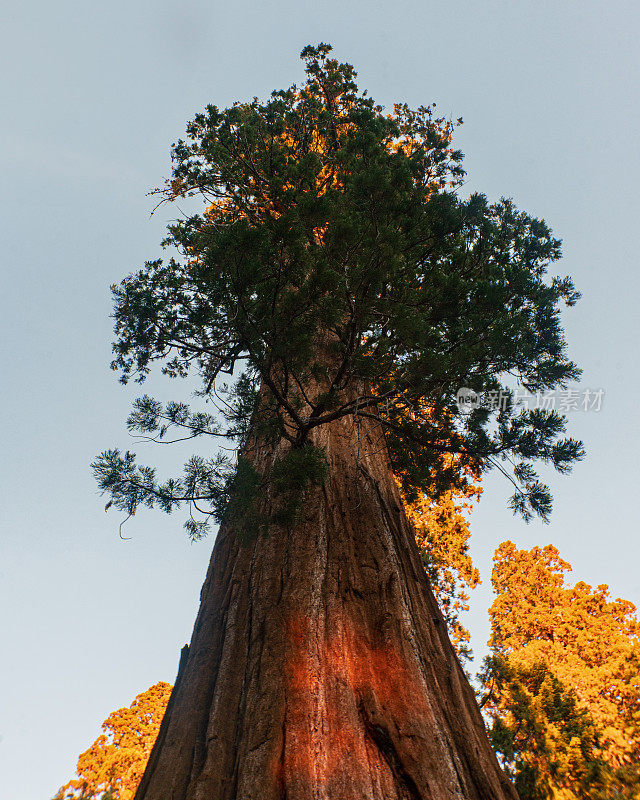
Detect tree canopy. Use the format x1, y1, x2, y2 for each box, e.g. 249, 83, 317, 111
480, 542, 640, 799
93, 42, 583, 538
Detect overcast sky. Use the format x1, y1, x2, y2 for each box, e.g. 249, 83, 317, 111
1, 1, 639, 798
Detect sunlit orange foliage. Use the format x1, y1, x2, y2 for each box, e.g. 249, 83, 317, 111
482, 541, 640, 798
53, 682, 172, 800
167, 71, 461, 248
401, 480, 481, 660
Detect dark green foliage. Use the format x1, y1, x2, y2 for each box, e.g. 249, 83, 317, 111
95, 44, 583, 535
220, 445, 328, 538
213, 456, 263, 542
479, 656, 627, 800
92, 443, 327, 540
92, 447, 234, 539
478, 656, 638, 800
268, 444, 329, 527
126, 394, 223, 441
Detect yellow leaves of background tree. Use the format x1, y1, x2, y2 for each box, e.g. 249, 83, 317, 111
481, 541, 640, 799
53, 682, 172, 800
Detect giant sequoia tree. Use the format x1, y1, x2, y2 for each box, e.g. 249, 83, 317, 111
94, 45, 583, 800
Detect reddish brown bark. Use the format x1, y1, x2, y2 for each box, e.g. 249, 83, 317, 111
135, 412, 517, 800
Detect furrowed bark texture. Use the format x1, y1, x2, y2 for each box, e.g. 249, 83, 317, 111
136, 413, 517, 800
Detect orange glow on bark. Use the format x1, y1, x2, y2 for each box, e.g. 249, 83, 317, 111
281, 613, 432, 788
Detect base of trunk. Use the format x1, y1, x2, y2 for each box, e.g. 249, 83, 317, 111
136, 415, 517, 800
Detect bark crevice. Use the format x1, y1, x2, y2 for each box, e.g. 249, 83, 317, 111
359, 704, 427, 800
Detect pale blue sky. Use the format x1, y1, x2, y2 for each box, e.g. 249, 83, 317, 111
1, 2, 639, 798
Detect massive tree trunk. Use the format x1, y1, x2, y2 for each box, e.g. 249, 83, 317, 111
135, 411, 517, 800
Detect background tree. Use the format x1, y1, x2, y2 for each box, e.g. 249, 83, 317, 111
53, 682, 172, 800
92, 44, 583, 799
481, 542, 640, 799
